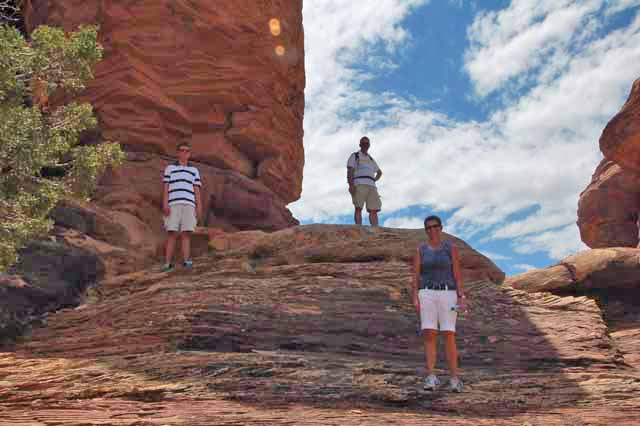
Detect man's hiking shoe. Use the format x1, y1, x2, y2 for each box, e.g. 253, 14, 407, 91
449, 377, 463, 393
183, 260, 193, 269
423, 374, 440, 391
161, 263, 175, 273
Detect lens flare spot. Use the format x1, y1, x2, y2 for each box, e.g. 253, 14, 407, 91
269, 19, 281, 36
275, 45, 285, 56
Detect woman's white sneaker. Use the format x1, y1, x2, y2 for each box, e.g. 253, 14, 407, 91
423, 374, 440, 391
449, 377, 463, 393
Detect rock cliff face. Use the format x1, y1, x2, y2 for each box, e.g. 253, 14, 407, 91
578, 78, 640, 248
23, 0, 304, 240
600, 78, 640, 173
578, 159, 640, 248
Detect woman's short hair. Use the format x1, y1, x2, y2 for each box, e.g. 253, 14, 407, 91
176, 141, 191, 151
424, 215, 442, 228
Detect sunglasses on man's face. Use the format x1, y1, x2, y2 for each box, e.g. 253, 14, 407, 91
425, 225, 441, 230
178, 149, 190, 153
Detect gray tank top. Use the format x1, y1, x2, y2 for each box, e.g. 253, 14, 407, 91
419, 240, 457, 290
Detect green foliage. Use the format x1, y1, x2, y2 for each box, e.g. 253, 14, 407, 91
0, 24, 124, 271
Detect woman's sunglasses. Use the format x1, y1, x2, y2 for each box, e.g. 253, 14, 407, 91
425, 225, 441, 230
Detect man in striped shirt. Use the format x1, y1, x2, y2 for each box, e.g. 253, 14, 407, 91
162, 142, 202, 272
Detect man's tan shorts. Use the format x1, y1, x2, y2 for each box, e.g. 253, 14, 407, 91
352, 184, 382, 211
164, 204, 197, 232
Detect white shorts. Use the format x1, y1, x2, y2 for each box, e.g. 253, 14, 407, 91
164, 204, 196, 232
418, 289, 458, 332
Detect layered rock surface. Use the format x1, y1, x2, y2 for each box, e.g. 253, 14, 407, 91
578, 78, 640, 248
2, 226, 640, 425
23, 0, 304, 240
208, 224, 506, 284
506, 247, 640, 371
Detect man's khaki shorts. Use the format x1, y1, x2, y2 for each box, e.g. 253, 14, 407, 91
164, 204, 197, 232
352, 184, 382, 211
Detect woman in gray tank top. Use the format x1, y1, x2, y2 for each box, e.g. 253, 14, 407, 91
412, 215, 467, 392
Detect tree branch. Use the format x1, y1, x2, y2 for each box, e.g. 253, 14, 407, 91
0, 0, 23, 24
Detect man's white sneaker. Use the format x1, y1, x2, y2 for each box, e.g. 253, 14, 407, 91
423, 374, 440, 391
449, 377, 463, 393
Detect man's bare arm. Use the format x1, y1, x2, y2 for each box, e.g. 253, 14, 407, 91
195, 186, 202, 221
163, 183, 170, 216
347, 167, 355, 191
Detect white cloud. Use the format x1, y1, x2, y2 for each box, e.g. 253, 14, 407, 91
513, 263, 537, 272
512, 224, 588, 260
479, 251, 512, 261
488, 198, 579, 240
605, 0, 640, 16
383, 216, 425, 229
464, 0, 604, 97
291, 1, 640, 262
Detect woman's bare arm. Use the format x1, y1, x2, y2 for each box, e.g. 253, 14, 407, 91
451, 244, 465, 299
413, 247, 421, 312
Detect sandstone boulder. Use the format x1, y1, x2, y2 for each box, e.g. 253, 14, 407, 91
600, 78, 640, 173
50, 198, 162, 272
577, 77, 640, 249
505, 247, 640, 293
209, 224, 506, 284
577, 160, 640, 248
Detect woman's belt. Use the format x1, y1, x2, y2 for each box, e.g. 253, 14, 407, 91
420, 280, 457, 291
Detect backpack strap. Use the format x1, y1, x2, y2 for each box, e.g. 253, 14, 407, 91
352, 151, 377, 182
354, 151, 374, 163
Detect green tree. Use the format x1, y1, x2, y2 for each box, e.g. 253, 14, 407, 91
0, 23, 124, 271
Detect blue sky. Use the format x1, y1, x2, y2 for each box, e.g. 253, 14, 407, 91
290, 0, 640, 276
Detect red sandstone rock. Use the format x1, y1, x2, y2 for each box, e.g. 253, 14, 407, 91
24, 0, 305, 229
577, 77, 640, 249
2, 235, 640, 424
577, 159, 640, 248
209, 225, 506, 284
50, 198, 163, 270
505, 247, 640, 293
505, 247, 640, 371
600, 78, 640, 173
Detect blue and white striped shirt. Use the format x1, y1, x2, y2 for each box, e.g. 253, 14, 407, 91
163, 163, 202, 207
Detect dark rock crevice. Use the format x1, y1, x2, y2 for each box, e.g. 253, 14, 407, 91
0, 236, 105, 346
